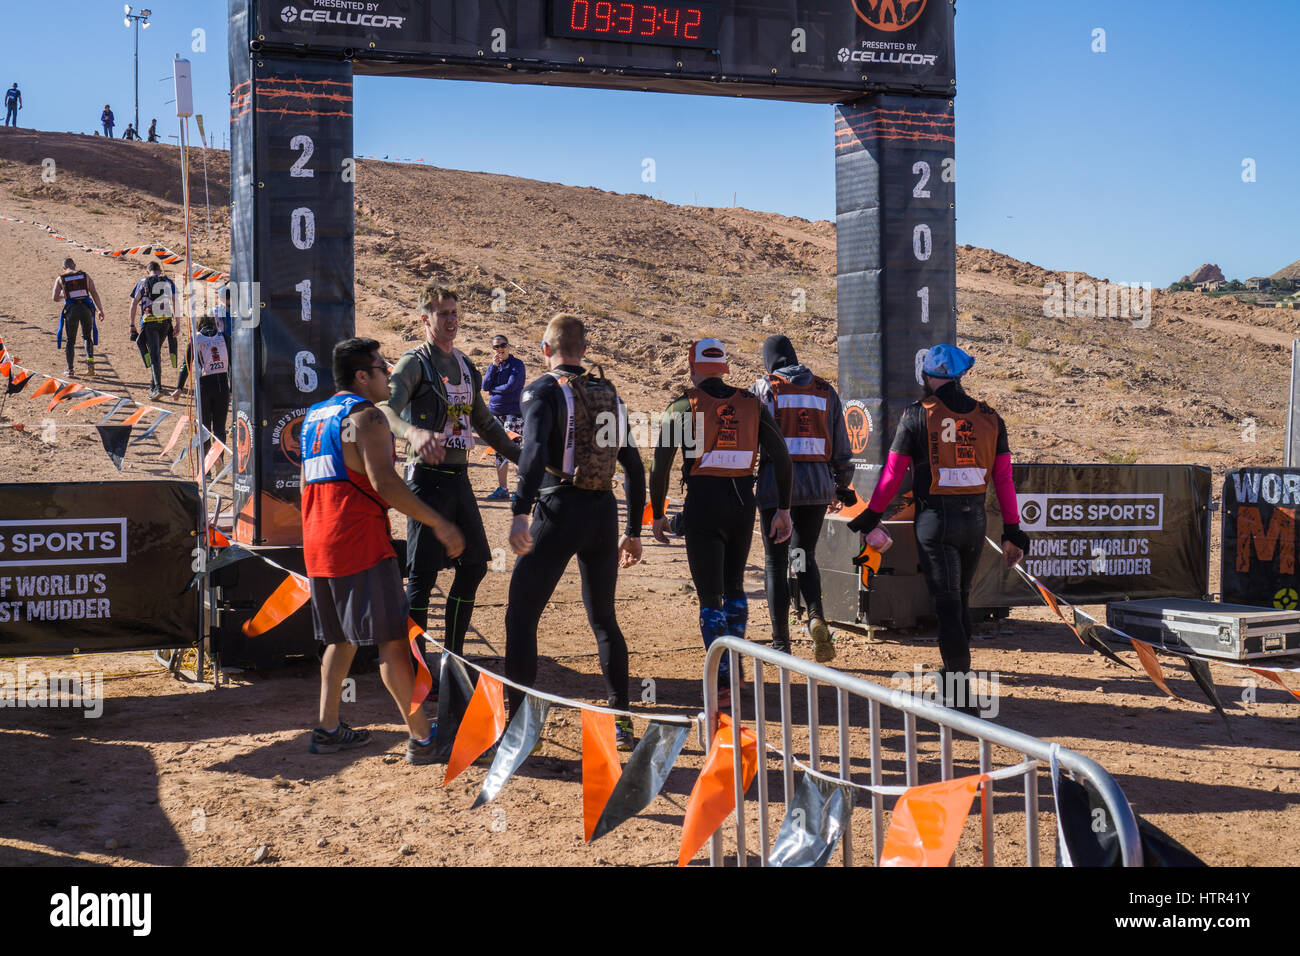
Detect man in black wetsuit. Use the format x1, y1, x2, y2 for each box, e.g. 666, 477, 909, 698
378, 284, 521, 685
505, 313, 645, 751
848, 344, 1029, 715
649, 338, 793, 707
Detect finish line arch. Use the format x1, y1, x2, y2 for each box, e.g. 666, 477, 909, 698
227, 0, 956, 545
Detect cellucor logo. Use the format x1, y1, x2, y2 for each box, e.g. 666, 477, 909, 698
50, 886, 151, 936
852, 0, 928, 32
838, 47, 937, 65
1019, 494, 1163, 532
280, 5, 406, 29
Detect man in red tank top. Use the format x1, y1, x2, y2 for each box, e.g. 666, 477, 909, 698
302, 338, 465, 764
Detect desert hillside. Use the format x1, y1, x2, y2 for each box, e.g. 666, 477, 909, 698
0, 128, 1294, 483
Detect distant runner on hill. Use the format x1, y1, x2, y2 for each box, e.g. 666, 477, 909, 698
146, 119, 158, 143
4, 84, 20, 127
51, 258, 106, 379
101, 105, 115, 139
129, 261, 178, 399
122, 123, 139, 142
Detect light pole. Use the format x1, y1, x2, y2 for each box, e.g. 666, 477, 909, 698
123, 6, 152, 136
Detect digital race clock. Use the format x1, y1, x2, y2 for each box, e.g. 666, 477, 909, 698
549, 2, 720, 49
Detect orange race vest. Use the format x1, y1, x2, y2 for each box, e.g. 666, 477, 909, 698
687, 388, 760, 478
922, 394, 999, 495
769, 374, 832, 462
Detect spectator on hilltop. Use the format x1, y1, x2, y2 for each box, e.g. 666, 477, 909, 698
146, 118, 159, 143
101, 105, 115, 138
4, 84, 19, 127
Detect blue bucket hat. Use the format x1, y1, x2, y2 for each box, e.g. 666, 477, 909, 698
922, 344, 975, 379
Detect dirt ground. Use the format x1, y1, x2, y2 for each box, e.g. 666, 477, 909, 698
0, 131, 1298, 868
1, 454, 1298, 868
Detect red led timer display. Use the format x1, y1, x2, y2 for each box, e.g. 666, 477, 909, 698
550, 2, 719, 49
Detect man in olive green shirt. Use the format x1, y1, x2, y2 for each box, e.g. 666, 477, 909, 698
379, 285, 521, 683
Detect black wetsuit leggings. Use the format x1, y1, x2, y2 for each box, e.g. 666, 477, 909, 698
913, 495, 986, 674
682, 476, 756, 609
759, 504, 827, 640
504, 487, 628, 716
62, 303, 94, 370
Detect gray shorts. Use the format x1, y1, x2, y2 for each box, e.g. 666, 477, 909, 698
310, 557, 409, 647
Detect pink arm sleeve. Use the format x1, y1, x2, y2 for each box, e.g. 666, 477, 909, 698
867, 452, 912, 513
993, 453, 1019, 523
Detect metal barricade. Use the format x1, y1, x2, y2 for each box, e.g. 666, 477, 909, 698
702, 636, 1142, 867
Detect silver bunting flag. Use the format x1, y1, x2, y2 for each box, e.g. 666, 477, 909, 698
96, 397, 131, 425
435, 653, 476, 761
472, 695, 549, 808
129, 408, 172, 443
767, 773, 854, 867
590, 721, 690, 841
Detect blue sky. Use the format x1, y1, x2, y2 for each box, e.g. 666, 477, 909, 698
2, 1, 1296, 284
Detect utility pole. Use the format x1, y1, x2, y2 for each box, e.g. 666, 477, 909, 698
123, 6, 153, 135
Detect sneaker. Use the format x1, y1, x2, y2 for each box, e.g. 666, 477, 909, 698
148, 387, 161, 401
309, 721, 372, 754
809, 617, 835, 663
405, 728, 439, 765
84, 361, 94, 379
771, 638, 791, 655
65, 367, 74, 379
486, 487, 509, 501
614, 716, 635, 752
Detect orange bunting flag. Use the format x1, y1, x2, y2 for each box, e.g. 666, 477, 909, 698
207, 526, 231, 547
240, 572, 310, 637
0, 361, 10, 377
1248, 667, 1300, 703
677, 713, 758, 867
121, 405, 154, 427
202, 440, 224, 476
68, 394, 116, 413
406, 617, 432, 719
30, 377, 59, 400
582, 710, 622, 842
159, 415, 190, 457
1036, 583, 1064, 622
46, 382, 78, 412
880, 774, 988, 867
443, 673, 506, 786
1130, 639, 1178, 699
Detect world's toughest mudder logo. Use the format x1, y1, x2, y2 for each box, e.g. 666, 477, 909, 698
844, 401, 870, 456
852, 0, 928, 32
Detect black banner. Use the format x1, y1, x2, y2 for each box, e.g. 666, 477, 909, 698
1221, 468, 1300, 609
231, 3, 355, 545
250, 0, 956, 102
0, 482, 200, 655
835, 93, 955, 495
970, 465, 1211, 607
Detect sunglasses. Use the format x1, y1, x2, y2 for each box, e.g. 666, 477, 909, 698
492, 343, 509, 350
364, 364, 391, 376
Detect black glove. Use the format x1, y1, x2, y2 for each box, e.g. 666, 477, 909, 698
834, 486, 858, 508
129, 329, 139, 342
1001, 523, 1030, 553
846, 508, 883, 535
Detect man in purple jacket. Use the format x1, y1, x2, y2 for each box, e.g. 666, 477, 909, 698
482, 334, 526, 500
